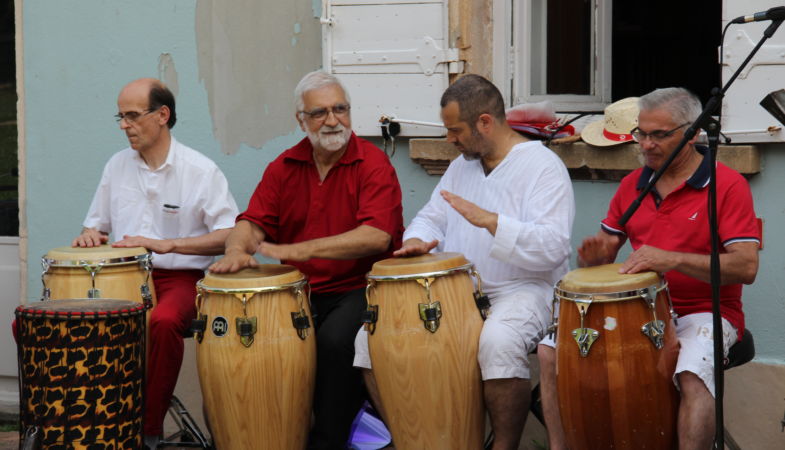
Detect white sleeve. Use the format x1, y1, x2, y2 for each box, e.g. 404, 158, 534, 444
82, 164, 113, 234
200, 166, 239, 232
490, 162, 575, 271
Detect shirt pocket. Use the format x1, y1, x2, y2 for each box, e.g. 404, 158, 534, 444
159, 203, 182, 239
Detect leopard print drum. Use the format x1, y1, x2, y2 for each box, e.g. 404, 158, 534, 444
15, 299, 146, 449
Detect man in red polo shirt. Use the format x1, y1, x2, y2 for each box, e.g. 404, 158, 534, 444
538, 87, 760, 450
210, 70, 404, 449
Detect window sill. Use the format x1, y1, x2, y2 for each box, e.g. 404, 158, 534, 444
409, 139, 761, 180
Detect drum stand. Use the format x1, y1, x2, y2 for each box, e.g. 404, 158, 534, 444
158, 395, 212, 449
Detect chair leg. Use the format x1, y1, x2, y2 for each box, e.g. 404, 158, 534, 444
158, 395, 212, 449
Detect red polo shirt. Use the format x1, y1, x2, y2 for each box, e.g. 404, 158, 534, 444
237, 133, 404, 294
601, 147, 760, 336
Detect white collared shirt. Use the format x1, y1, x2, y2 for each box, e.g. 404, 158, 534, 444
83, 137, 239, 270
404, 140, 575, 301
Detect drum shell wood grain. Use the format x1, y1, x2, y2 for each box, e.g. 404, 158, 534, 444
555, 264, 679, 450
42, 245, 157, 306
195, 266, 315, 450
367, 253, 485, 450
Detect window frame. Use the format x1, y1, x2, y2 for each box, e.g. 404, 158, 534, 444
495, 0, 612, 111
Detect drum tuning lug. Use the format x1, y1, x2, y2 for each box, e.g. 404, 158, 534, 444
88, 288, 101, 299
41, 288, 50, 301
546, 321, 558, 339
419, 301, 442, 333
473, 292, 490, 320
191, 315, 207, 343
361, 305, 379, 335
572, 327, 599, 357
641, 320, 666, 349
140, 285, 153, 309
236, 317, 257, 347
291, 310, 311, 340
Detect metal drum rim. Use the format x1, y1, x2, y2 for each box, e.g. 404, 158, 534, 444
366, 263, 474, 282
554, 281, 668, 303
42, 252, 152, 267
196, 277, 307, 294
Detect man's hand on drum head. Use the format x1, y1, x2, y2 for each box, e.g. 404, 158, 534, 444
209, 251, 259, 273
440, 190, 498, 236
393, 238, 438, 257
114, 235, 176, 254
72, 228, 108, 248
619, 245, 677, 275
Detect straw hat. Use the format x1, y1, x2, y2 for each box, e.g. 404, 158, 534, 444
581, 97, 640, 147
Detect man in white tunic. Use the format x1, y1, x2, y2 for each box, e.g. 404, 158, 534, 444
354, 74, 575, 449
72, 78, 239, 449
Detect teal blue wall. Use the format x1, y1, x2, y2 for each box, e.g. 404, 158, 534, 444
21, 2, 784, 364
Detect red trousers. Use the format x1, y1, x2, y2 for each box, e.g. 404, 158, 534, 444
144, 268, 204, 436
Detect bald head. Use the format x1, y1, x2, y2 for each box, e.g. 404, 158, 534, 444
119, 78, 177, 128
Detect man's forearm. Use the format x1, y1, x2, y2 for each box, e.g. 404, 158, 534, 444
169, 228, 233, 256
674, 248, 758, 285
303, 225, 391, 260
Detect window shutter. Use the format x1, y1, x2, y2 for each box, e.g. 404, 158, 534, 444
722, 0, 785, 143
321, 0, 462, 136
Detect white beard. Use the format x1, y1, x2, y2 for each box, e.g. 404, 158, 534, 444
307, 124, 352, 152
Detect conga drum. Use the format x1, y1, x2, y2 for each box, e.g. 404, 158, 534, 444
42, 245, 156, 308
194, 265, 316, 450
364, 252, 487, 450
554, 264, 680, 449
15, 299, 146, 449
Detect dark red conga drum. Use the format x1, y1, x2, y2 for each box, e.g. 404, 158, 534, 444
554, 264, 680, 449
15, 299, 146, 449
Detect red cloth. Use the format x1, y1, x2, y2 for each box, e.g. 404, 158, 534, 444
601, 149, 760, 338
237, 134, 404, 294
144, 268, 204, 436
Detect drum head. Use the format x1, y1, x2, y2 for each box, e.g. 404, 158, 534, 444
202, 265, 304, 289
369, 252, 469, 276
16, 298, 144, 317
44, 245, 149, 262
560, 263, 660, 294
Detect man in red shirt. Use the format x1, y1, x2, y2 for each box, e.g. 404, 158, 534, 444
539, 87, 760, 450
210, 70, 404, 449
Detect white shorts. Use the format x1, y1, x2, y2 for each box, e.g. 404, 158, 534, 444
673, 312, 737, 398
353, 289, 550, 380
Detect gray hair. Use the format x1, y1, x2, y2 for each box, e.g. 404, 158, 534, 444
639, 87, 702, 125
294, 70, 350, 112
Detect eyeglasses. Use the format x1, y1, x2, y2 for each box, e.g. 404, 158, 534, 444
299, 104, 351, 122
630, 123, 689, 143
114, 108, 159, 124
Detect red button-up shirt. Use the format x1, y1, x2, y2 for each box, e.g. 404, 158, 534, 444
238, 133, 404, 294
601, 148, 760, 336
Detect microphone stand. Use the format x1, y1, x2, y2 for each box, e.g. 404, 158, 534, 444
617, 18, 783, 449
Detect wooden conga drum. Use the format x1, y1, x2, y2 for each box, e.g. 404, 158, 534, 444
42, 245, 156, 308
364, 252, 486, 450
554, 264, 680, 449
16, 299, 146, 449
194, 266, 316, 450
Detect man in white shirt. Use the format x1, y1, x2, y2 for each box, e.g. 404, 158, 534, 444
73, 78, 239, 449
354, 74, 575, 449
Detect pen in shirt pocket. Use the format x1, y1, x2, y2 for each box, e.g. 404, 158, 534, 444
163, 203, 180, 214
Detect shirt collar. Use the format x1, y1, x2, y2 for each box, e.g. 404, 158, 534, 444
285, 132, 363, 165
636, 145, 710, 191
131, 137, 178, 171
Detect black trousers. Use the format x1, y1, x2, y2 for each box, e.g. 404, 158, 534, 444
308, 287, 368, 450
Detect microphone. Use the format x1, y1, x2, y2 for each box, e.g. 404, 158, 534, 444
731, 6, 785, 24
